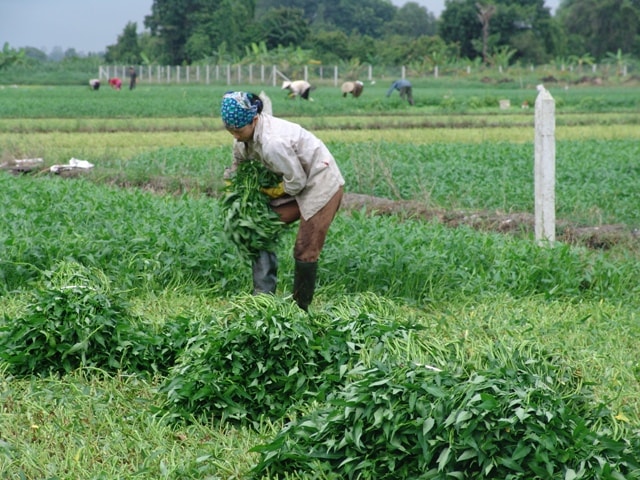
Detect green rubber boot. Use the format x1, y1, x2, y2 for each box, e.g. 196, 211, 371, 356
293, 260, 318, 311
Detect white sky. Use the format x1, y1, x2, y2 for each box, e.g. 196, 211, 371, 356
0, 0, 561, 54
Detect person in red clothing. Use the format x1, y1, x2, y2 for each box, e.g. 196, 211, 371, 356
108, 77, 122, 90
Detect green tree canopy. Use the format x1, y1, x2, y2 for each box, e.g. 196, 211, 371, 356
557, 0, 640, 60
105, 22, 141, 64
313, 0, 396, 37
258, 7, 310, 49
0, 43, 28, 70
144, 0, 257, 63
384, 2, 437, 37
305, 30, 351, 64
255, 0, 319, 22
96, 0, 640, 67
439, 0, 554, 64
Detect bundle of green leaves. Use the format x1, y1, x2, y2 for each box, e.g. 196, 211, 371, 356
221, 160, 286, 260
0, 261, 187, 377
250, 345, 640, 479
157, 294, 423, 424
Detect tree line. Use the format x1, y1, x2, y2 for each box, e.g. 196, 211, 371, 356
2, 0, 639, 72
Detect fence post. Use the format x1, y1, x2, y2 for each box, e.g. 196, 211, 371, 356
534, 85, 556, 245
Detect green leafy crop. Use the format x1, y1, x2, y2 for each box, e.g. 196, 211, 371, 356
221, 160, 286, 260
157, 294, 422, 424
251, 344, 640, 479
0, 261, 190, 377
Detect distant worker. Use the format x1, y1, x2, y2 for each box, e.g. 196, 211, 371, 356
108, 77, 122, 90
88, 78, 100, 91
128, 67, 137, 90
282, 80, 314, 101
386, 78, 414, 106
341, 80, 364, 98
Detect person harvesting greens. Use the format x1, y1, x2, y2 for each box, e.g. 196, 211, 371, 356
221, 91, 345, 311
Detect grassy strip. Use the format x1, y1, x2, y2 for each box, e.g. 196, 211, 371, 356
0, 369, 262, 478
1, 84, 640, 119
3, 124, 640, 166
1, 112, 639, 134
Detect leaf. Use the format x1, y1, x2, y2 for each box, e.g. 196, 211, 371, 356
423, 417, 435, 436
564, 469, 577, 480
455, 410, 472, 425
437, 447, 451, 471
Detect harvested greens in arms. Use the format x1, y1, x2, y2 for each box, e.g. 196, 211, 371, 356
221, 160, 286, 260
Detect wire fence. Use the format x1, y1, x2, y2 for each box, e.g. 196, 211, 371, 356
99, 63, 635, 87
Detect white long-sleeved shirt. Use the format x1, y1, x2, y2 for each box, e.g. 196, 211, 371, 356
283, 80, 311, 98
229, 113, 345, 220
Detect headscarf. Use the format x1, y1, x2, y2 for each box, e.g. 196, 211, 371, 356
220, 91, 258, 129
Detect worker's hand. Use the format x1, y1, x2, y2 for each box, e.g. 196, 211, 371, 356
260, 182, 286, 199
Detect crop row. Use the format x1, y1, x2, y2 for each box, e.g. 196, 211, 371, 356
1, 173, 637, 305
2, 83, 640, 119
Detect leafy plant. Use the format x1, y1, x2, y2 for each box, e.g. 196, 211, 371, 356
0, 261, 184, 376
158, 294, 321, 423
251, 343, 640, 479
158, 293, 424, 424
221, 160, 286, 260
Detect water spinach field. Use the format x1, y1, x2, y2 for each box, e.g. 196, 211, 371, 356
0, 81, 639, 478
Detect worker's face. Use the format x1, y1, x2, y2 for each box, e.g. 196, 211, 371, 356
226, 116, 257, 142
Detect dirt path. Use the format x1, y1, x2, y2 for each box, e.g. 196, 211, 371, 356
341, 193, 639, 250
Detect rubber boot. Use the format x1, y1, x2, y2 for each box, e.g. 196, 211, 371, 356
252, 251, 278, 295
293, 260, 318, 311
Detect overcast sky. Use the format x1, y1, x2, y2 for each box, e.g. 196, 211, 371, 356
1, 0, 561, 55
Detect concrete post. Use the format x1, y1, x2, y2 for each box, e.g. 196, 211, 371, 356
534, 86, 556, 245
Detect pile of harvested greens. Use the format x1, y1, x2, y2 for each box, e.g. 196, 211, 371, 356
221, 160, 287, 260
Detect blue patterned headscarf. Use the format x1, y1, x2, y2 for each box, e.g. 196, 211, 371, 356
221, 91, 258, 129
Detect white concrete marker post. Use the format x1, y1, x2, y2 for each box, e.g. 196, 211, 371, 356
534, 86, 556, 245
